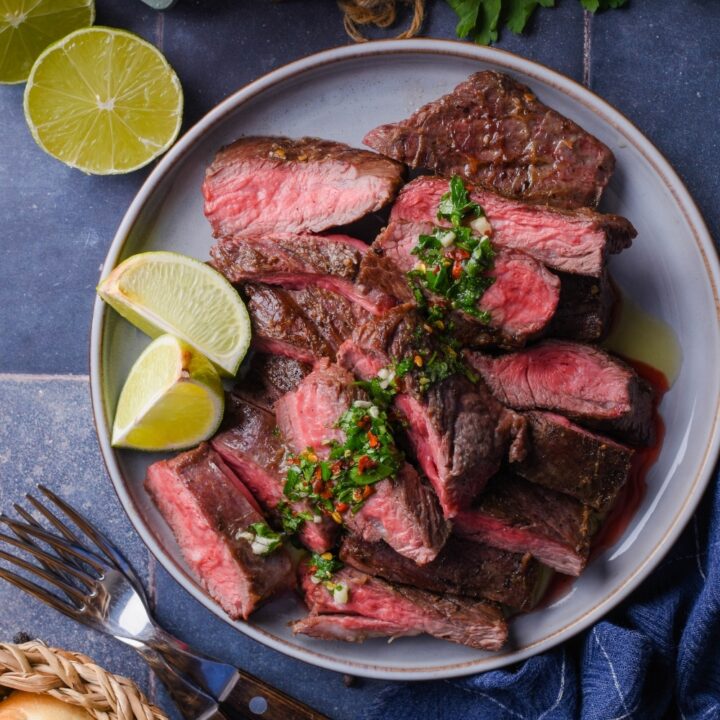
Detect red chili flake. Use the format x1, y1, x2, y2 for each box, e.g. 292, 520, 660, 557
357, 455, 376, 475
331, 461, 343, 475
367, 431, 379, 448
362, 485, 375, 499
452, 261, 463, 279
312, 478, 324, 495
356, 415, 371, 430
336, 502, 349, 513
320, 488, 333, 500
313, 466, 323, 481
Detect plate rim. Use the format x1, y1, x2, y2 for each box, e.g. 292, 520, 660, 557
89, 38, 720, 680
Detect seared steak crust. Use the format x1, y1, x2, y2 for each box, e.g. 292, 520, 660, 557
340, 535, 549, 611
466, 340, 656, 446
234, 354, 311, 412
296, 562, 508, 650
551, 271, 615, 342
514, 411, 634, 512
455, 474, 598, 576
145, 444, 292, 619
203, 136, 404, 237
364, 72, 615, 210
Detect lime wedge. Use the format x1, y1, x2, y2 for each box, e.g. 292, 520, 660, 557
24, 27, 182, 174
112, 334, 224, 451
98, 251, 251, 376
0, 0, 95, 85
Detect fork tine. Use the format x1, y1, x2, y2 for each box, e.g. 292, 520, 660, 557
0, 516, 106, 574
0, 548, 88, 605
0, 565, 83, 621
26, 494, 84, 547
0, 530, 97, 588
37, 485, 133, 574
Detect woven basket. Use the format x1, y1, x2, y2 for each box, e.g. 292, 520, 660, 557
0, 641, 167, 720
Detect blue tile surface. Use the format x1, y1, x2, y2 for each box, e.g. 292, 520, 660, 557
0, 378, 153, 702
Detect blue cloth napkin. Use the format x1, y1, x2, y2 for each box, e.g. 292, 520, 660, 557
364, 473, 720, 720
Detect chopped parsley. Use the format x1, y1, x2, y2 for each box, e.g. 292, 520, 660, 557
236, 521, 283, 555
407, 176, 495, 321
308, 552, 349, 604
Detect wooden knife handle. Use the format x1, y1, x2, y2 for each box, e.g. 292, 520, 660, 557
217, 669, 329, 720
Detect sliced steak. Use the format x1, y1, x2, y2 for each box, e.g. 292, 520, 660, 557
455, 474, 598, 576
366, 220, 561, 347
145, 444, 292, 620
364, 71, 615, 210
380, 176, 634, 276
466, 340, 655, 446
338, 306, 527, 516
292, 614, 416, 642
275, 360, 449, 563
551, 271, 615, 342
243, 283, 367, 364
203, 136, 404, 237
296, 562, 507, 650
514, 411, 634, 512
340, 535, 550, 611
234, 353, 311, 412
210, 233, 395, 315
211, 395, 338, 553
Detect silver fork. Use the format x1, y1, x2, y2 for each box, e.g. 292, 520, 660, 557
0, 486, 328, 720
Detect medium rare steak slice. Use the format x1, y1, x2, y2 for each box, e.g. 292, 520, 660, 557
234, 353, 311, 412
364, 71, 615, 210
380, 176, 634, 276
210, 233, 395, 315
145, 444, 292, 620
296, 562, 508, 650
514, 411, 634, 512
211, 395, 338, 553
340, 535, 550, 611
455, 474, 598, 576
466, 340, 656, 446
275, 360, 449, 563
292, 614, 413, 642
365, 221, 561, 347
203, 136, 404, 237
338, 306, 527, 516
243, 283, 367, 364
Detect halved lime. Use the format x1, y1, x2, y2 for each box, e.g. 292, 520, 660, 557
24, 26, 182, 174
98, 251, 251, 376
0, 0, 94, 85
112, 334, 224, 451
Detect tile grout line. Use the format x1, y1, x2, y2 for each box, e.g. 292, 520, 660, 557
0, 373, 89, 382
583, 10, 592, 88
155, 11, 165, 52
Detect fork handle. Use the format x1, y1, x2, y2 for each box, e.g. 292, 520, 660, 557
217, 669, 329, 720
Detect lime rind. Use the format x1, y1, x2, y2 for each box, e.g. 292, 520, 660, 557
112, 334, 224, 452
98, 251, 252, 376
0, 0, 95, 85
23, 26, 183, 174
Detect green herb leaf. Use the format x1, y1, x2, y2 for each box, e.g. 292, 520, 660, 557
446, 0, 482, 38
309, 552, 343, 583
504, 0, 554, 34
474, 0, 502, 45
580, 0, 627, 9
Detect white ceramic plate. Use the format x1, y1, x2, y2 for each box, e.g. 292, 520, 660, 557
90, 40, 720, 680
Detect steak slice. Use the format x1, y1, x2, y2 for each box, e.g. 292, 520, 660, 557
203, 136, 404, 237
243, 283, 368, 364
338, 306, 527, 516
145, 444, 292, 620
211, 395, 338, 553
275, 360, 449, 563
455, 474, 598, 576
466, 340, 656, 446
210, 233, 395, 315
380, 176, 634, 276
364, 71, 615, 210
551, 271, 615, 342
296, 562, 508, 650
340, 535, 551, 611
235, 353, 311, 412
365, 220, 561, 347
514, 411, 634, 512
292, 614, 414, 642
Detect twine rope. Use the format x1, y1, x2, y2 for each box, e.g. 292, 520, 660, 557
338, 0, 425, 42
0, 642, 166, 720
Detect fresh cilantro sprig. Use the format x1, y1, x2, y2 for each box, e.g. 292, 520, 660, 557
447, 0, 628, 45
